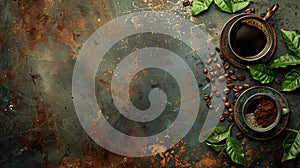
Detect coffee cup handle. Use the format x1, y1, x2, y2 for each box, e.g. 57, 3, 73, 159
261, 3, 279, 21
282, 108, 290, 116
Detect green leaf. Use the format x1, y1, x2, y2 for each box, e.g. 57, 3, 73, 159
206, 142, 226, 152
281, 29, 300, 57
214, 0, 251, 13
206, 126, 230, 143
226, 137, 244, 165
247, 64, 275, 84
192, 0, 213, 16
282, 131, 300, 162
282, 67, 300, 91
270, 54, 300, 69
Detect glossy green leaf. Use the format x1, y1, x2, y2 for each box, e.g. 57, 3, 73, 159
214, 0, 251, 13
226, 137, 244, 165
247, 64, 275, 84
270, 54, 300, 69
206, 126, 229, 143
282, 131, 300, 162
281, 29, 300, 57
192, 0, 213, 16
206, 142, 226, 152
282, 67, 300, 91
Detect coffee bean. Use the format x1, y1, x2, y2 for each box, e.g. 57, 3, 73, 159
227, 116, 233, 122
224, 73, 230, 78
236, 132, 243, 139
275, 77, 281, 84
183, 0, 190, 7
228, 83, 234, 89
207, 66, 213, 72
220, 69, 225, 74
219, 116, 225, 122
210, 72, 214, 78
235, 92, 241, 98
215, 91, 221, 97
209, 51, 216, 57
243, 84, 250, 89
223, 111, 230, 117
230, 75, 238, 81
211, 78, 215, 83
203, 68, 208, 74
203, 94, 209, 100
206, 58, 212, 65
218, 75, 225, 82
245, 8, 251, 13
212, 85, 218, 92
216, 63, 222, 69
226, 78, 232, 84
213, 58, 218, 63
206, 76, 211, 82
214, 71, 220, 77
224, 63, 229, 70
250, 8, 255, 13
209, 104, 214, 109
238, 86, 244, 91
213, 65, 218, 70
224, 88, 230, 94
237, 74, 245, 81
228, 69, 235, 74
228, 108, 234, 113
215, 47, 221, 52
225, 102, 231, 109
206, 99, 211, 106
222, 96, 228, 102
210, 93, 214, 99
233, 86, 239, 92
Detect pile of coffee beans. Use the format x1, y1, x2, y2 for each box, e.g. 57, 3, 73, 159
202, 47, 251, 123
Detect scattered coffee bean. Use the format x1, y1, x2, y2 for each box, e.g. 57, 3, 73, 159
210, 93, 214, 99
245, 8, 251, 13
226, 78, 232, 84
224, 63, 229, 70
219, 116, 225, 122
212, 85, 218, 92
230, 75, 238, 81
209, 104, 214, 109
210, 72, 214, 78
228, 108, 234, 113
215, 47, 221, 52
215, 91, 221, 97
203, 94, 209, 100
203, 68, 208, 74
228, 83, 234, 89
235, 92, 241, 98
183, 0, 190, 7
213, 65, 219, 70
218, 75, 225, 82
228, 69, 235, 74
211, 78, 215, 83
224, 88, 230, 94
237, 74, 245, 81
224, 73, 230, 78
236, 132, 243, 139
243, 83, 250, 89
222, 96, 228, 102
216, 63, 222, 69
207, 66, 213, 72
209, 51, 216, 57
233, 86, 239, 92
225, 102, 231, 109
214, 71, 220, 77
223, 111, 230, 117
206, 58, 212, 65
206, 76, 211, 82
227, 116, 233, 122
250, 8, 255, 13
238, 86, 244, 91
206, 99, 211, 106
275, 77, 281, 84
213, 57, 218, 63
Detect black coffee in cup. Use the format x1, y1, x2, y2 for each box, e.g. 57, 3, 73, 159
230, 21, 267, 57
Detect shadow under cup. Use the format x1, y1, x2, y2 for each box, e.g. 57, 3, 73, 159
228, 16, 273, 62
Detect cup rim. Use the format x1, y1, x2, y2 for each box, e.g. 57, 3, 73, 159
242, 93, 281, 132
228, 15, 273, 62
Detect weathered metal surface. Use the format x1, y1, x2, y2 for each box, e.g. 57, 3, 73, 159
0, 0, 300, 167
